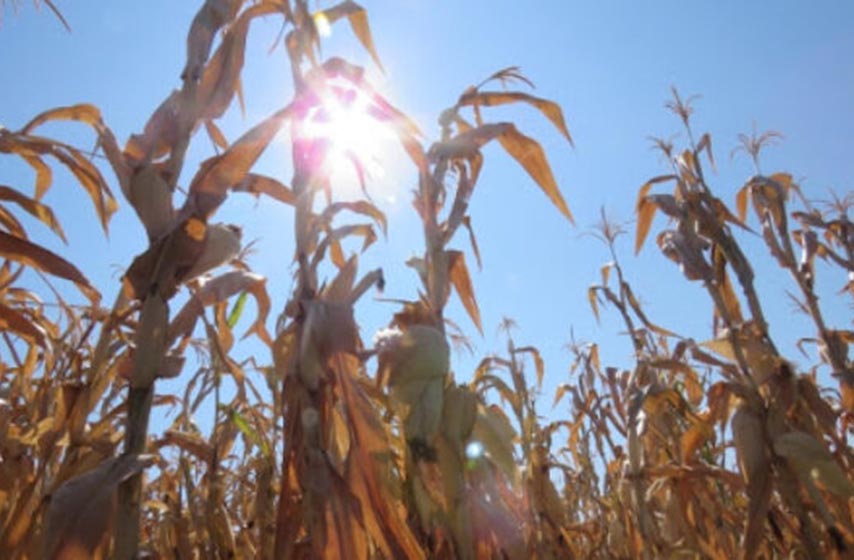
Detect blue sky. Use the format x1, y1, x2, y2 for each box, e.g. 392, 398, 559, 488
2, 1, 854, 422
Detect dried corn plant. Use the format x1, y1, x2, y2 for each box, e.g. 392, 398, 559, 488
3, 2, 854, 560
565, 90, 854, 559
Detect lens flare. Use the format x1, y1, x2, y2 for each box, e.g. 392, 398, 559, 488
301, 87, 396, 198
465, 440, 484, 461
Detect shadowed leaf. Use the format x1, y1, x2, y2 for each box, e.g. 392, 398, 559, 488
0, 231, 99, 302
43, 454, 154, 559
0, 301, 45, 345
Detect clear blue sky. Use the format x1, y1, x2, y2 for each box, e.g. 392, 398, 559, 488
2, 1, 853, 419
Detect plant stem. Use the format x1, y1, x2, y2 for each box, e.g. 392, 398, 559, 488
115, 386, 154, 558
115, 292, 167, 558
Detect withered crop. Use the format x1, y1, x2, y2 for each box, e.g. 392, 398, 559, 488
1, 2, 853, 559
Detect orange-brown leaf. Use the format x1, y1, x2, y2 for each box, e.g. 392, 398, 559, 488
635, 197, 658, 254
323, 200, 387, 236
188, 104, 295, 218
0, 231, 99, 302
458, 90, 573, 146
588, 286, 600, 322
181, 0, 240, 82
161, 430, 214, 463
19, 103, 103, 134
0, 302, 45, 345
43, 454, 154, 560
634, 175, 676, 253
233, 173, 296, 206
429, 123, 509, 160
497, 124, 573, 223
194, 3, 278, 119
321, 1, 384, 72
735, 184, 750, 223
204, 119, 229, 150
168, 270, 272, 347
0, 184, 65, 242
514, 345, 545, 388
447, 250, 482, 333
21, 153, 53, 199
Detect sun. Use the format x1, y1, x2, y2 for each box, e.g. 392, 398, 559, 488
301, 85, 398, 199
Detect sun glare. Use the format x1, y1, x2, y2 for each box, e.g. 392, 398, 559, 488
301, 86, 399, 200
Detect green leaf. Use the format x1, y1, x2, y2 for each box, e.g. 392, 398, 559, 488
228, 407, 270, 457
227, 291, 248, 329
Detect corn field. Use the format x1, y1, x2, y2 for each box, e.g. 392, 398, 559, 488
2, 2, 854, 559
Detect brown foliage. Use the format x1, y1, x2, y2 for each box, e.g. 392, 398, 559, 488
2, 3, 854, 559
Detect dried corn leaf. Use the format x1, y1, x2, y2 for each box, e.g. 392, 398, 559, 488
0, 302, 45, 345
513, 345, 545, 389
634, 175, 677, 253
169, 270, 271, 346
187, 104, 295, 218
204, 119, 229, 150
43, 454, 154, 560
182, 0, 241, 82
458, 90, 573, 145
233, 173, 296, 206
774, 431, 854, 498
319, 1, 384, 71
322, 200, 387, 236
20, 103, 102, 135
0, 184, 66, 241
447, 250, 482, 333
161, 430, 214, 463
497, 123, 573, 223
472, 404, 517, 482
0, 231, 99, 302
